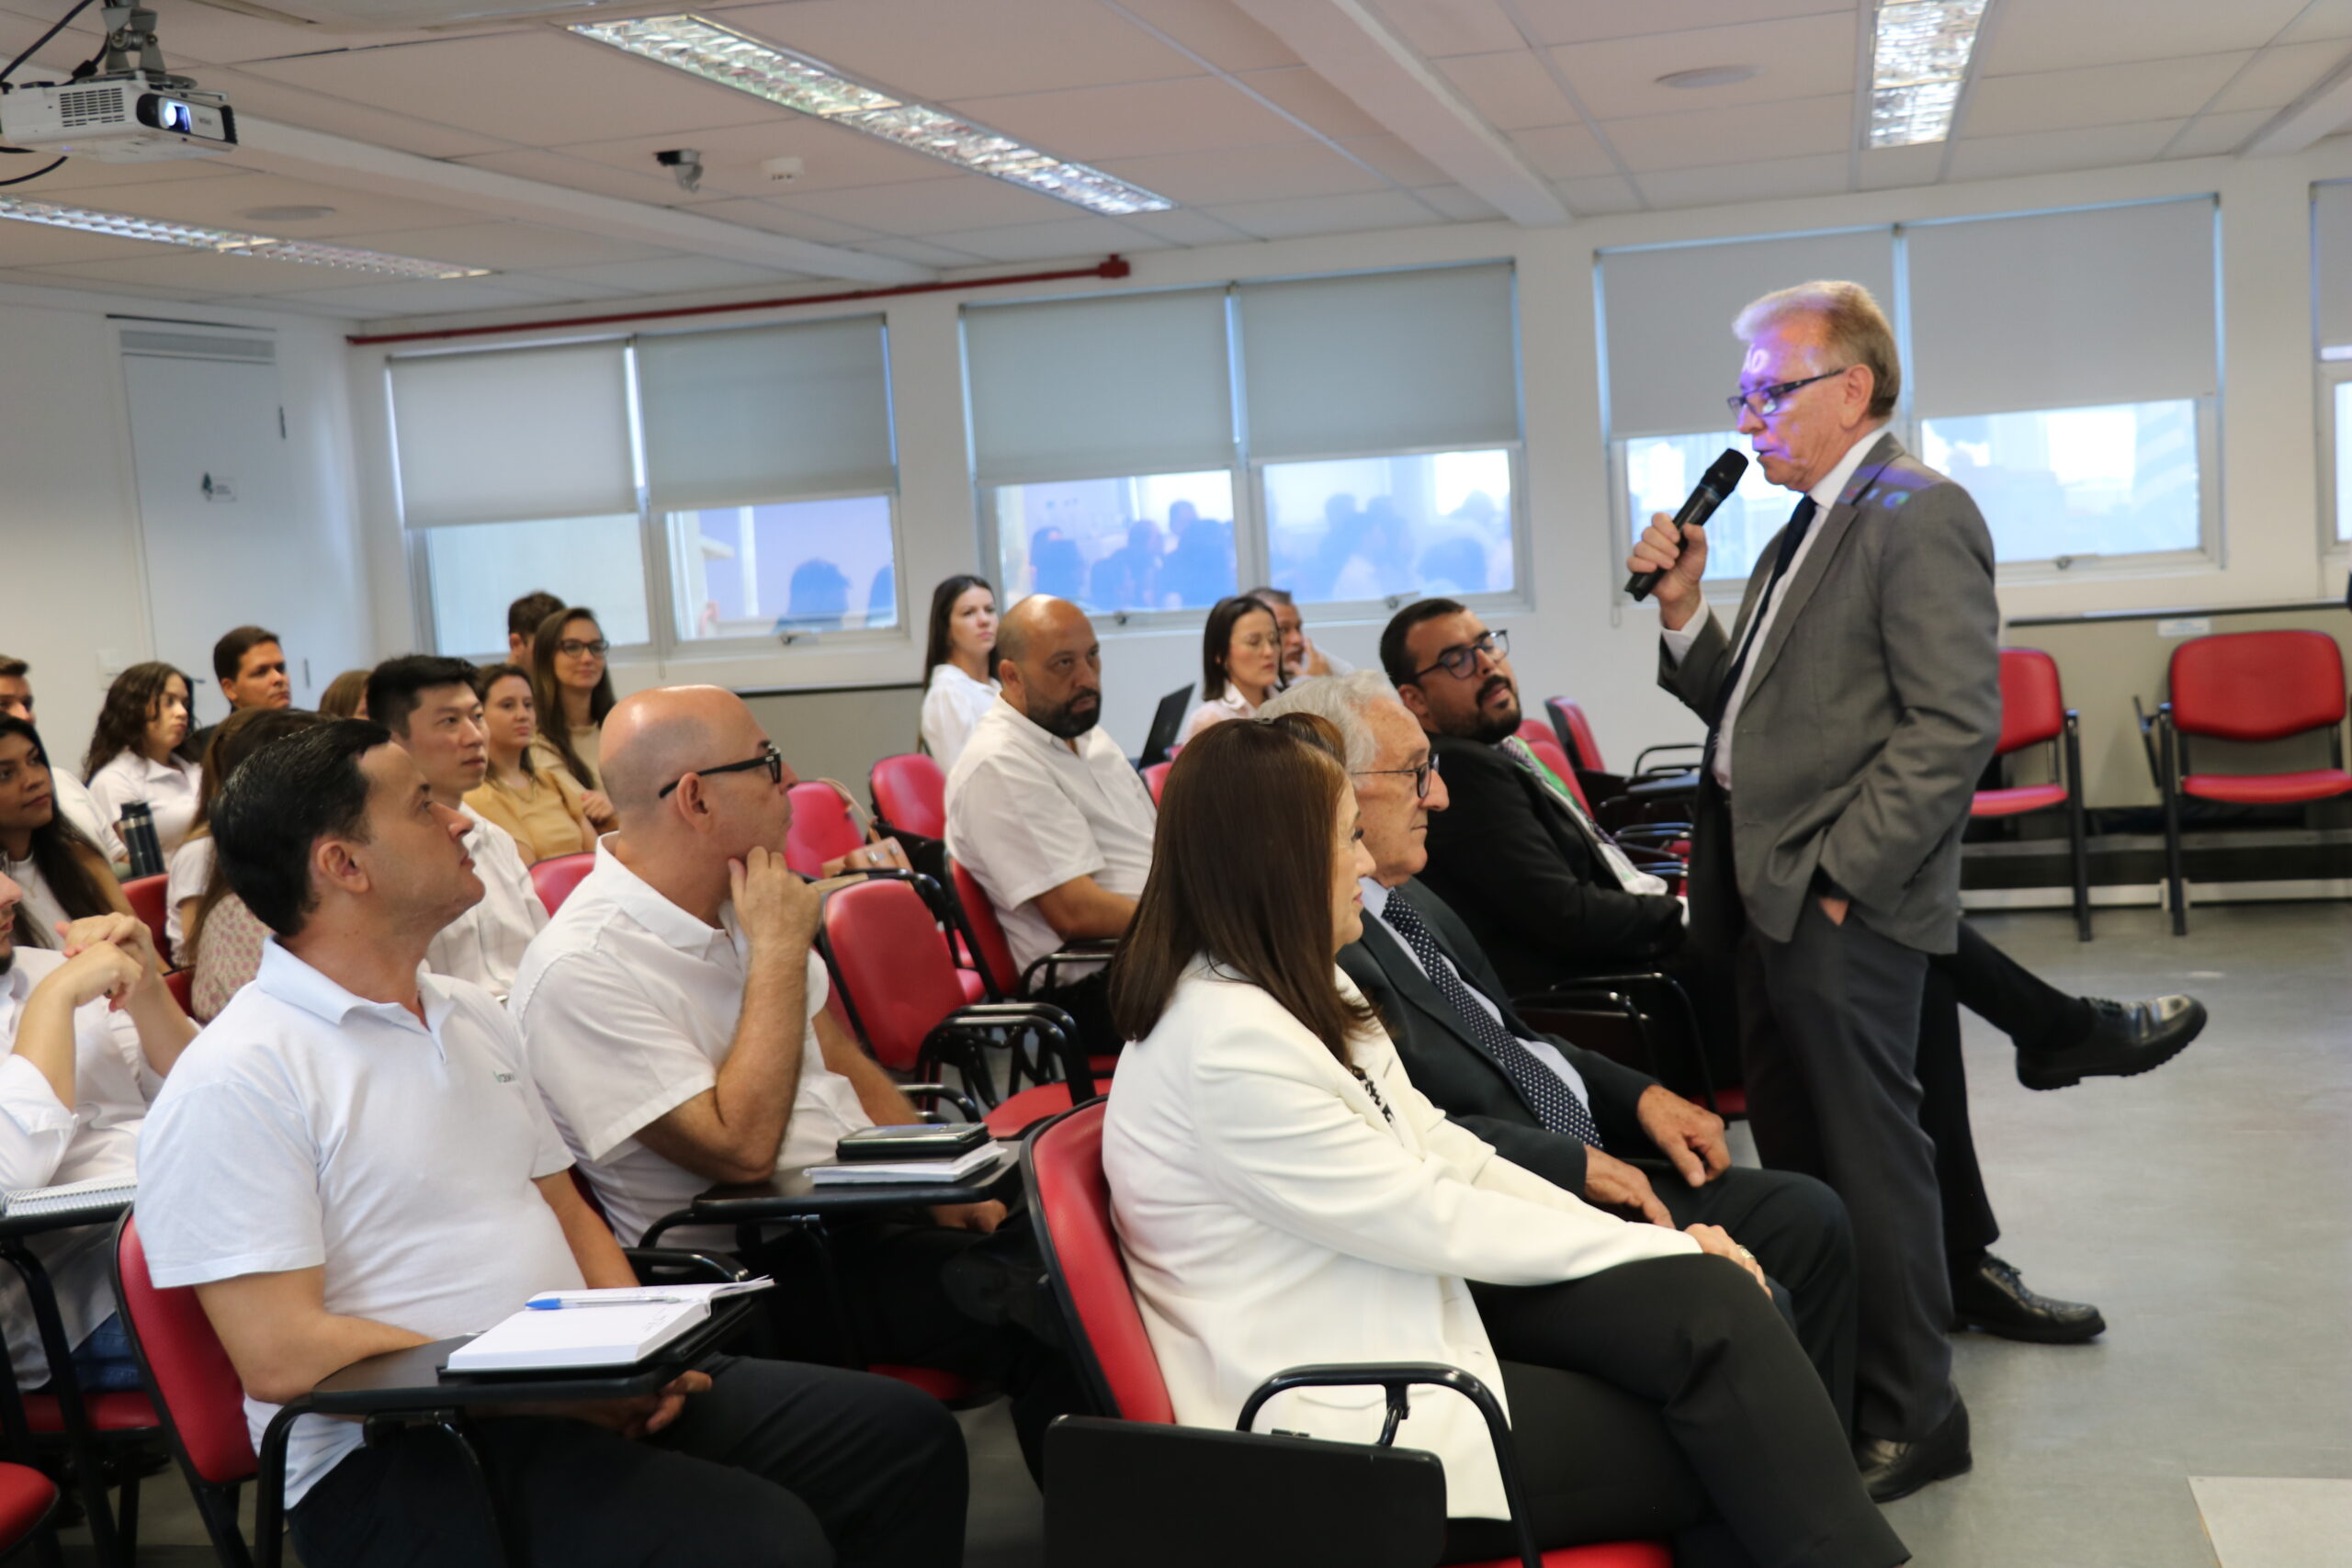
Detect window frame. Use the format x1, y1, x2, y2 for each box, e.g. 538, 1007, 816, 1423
2316, 360, 2352, 570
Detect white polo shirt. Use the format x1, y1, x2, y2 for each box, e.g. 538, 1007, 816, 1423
51, 773, 125, 866
164, 836, 213, 965
421, 807, 548, 1002
0, 947, 159, 1382
136, 942, 579, 1509
86, 751, 202, 857
945, 698, 1158, 978
510, 839, 869, 1248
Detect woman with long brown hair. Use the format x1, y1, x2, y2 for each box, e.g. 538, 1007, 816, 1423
0, 716, 130, 948
1102, 716, 1904, 1568
1178, 594, 1283, 742
83, 661, 202, 855
918, 574, 998, 768
527, 606, 618, 832
465, 663, 594, 863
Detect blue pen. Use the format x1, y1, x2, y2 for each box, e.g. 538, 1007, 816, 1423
526, 1292, 690, 1310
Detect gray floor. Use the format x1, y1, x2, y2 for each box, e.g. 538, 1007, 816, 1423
53, 903, 2352, 1567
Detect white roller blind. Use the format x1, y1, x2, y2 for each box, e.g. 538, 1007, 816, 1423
965, 289, 1233, 483
637, 316, 895, 511
1907, 198, 2217, 418
389, 343, 635, 528
1600, 231, 1896, 439
2313, 181, 2352, 354
1238, 263, 1518, 459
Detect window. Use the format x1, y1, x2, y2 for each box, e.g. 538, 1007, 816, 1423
424, 516, 651, 657
1622, 433, 1791, 584
985, 471, 1235, 611
667, 497, 899, 638
1920, 400, 2202, 564
2335, 381, 2352, 545
1263, 450, 1514, 600
2312, 184, 2352, 549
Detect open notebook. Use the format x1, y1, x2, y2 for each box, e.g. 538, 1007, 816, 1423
445, 1280, 772, 1374
0, 1177, 137, 1222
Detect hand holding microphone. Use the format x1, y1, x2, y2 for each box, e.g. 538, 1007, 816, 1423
1625, 448, 1747, 620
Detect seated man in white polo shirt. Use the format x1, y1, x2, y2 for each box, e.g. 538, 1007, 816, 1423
511, 688, 1043, 1427
135, 720, 966, 1568
944, 595, 1157, 1048
368, 656, 548, 999
0, 886, 192, 1392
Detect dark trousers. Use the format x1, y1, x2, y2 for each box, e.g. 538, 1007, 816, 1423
1442, 1256, 1905, 1568
1942, 919, 2090, 1053
1035, 968, 1119, 1060
288, 1354, 966, 1568
1739, 900, 1955, 1445
1917, 962, 1999, 1269
1642, 1162, 1858, 1436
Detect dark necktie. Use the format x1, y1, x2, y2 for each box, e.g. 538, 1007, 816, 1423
1377, 896, 1601, 1146
1702, 494, 1819, 778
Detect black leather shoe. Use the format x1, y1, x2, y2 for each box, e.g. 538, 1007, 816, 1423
1856, 1395, 1971, 1503
2017, 993, 2206, 1090
1951, 1253, 2106, 1343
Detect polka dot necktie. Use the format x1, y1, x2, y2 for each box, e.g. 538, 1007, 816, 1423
1378, 896, 1601, 1147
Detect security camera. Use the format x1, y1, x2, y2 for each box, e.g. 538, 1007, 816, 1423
654, 149, 702, 193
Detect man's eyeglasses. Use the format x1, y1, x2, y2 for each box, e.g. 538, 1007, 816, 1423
1411, 629, 1508, 682
1724, 367, 1851, 421
557, 638, 609, 658
658, 743, 784, 799
1354, 751, 1441, 801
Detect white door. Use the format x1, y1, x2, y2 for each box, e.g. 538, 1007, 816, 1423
121, 344, 345, 722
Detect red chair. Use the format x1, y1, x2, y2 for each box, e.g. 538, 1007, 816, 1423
1141, 761, 1173, 806
528, 851, 595, 915
869, 753, 948, 842
1544, 698, 1700, 826
1970, 649, 2090, 942
784, 782, 868, 878
0, 1466, 55, 1563
820, 874, 1097, 1135
121, 874, 170, 958
1023, 1103, 1668, 1568
164, 967, 193, 1017
2159, 629, 2352, 934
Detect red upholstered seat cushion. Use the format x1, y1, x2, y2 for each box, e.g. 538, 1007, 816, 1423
22, 1391, 159, 1433
956, 969, 989, 1006
2182, 769, 2352, 806
1713, 1088, 1747, 1118
869, 754, 948, 841
869, 1364, 977, 1402
528, 852, 595, 914
1970, 783, 2068, 817
985, 1079, 1108, 1139
0, 1464, 55, 1551
1465, 1547, 1671, 1568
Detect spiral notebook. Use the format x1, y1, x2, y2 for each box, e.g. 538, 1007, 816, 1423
0, 1177, 137, 1222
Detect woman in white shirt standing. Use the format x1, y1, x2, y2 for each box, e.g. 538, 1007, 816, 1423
919, 574, 1000, 770
83, 662, 202, 857
1101, 716, 1905, 1568
1179, 595, 1284, 741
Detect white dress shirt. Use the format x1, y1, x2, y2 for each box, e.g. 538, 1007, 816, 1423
86, 751, 202, 857
50, 773, 124, 866
1663, 425, 1887, 791
0, 947, 160, 1382
509, 838, 869, 1248
945, 698, 1158, 978
136, 942, 579, 1509
164, 836, 213, 965
1180, 686, 1256, 741
420, 807, 548, 1002
919, 664, 1000, 773
1359, 878, 1596, 1112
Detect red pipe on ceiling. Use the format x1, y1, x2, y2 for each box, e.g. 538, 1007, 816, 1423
345, 254, 1134, 347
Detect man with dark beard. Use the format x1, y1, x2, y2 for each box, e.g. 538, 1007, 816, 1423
944, 594, 1158, 1051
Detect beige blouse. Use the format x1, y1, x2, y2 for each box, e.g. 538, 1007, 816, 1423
466, 768, 595, 865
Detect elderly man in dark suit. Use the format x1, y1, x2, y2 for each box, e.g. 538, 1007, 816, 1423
1629, 279, 1995, 1501
1264, 671, 1861, 1434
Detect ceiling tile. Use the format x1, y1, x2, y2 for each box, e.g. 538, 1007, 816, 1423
1514, 0, 1848, 50
1552, 173, 1645, 215
1435, 51, 1581, 131
1944, 118, 2182, 183
707, 0, 1204, 100
204, 294, 390, 320
915, 215, 1171, 263
1233, 65, 1388, 139
0, 220, 187, 268
1333, 133, 1453, 186
318, 221, 675, 271
1507, 121, 1618, 181
542, 116, 957, 203
56, 174, 490, 238
5, 159, 256, 197
233, 276, 601, 314
0, 270, 230, 303
1410, 183, 1503, 220
1604, 94, 1849, 174
1552, 12, 1859, 122
844, 236, 994, 266
1201, 189, 1439, 240
2208, 40, 2352, 114
1638, 151, 1849, 210
2164, 107, 2276, 159
531, 255, 808, 293
238, 31, 789, 149
1110, 206, 1262, 245
767, 173, 1081, 235
1978, 0, 2309, 75
1364, 0, 1527, 60
672, 197, 887, 245
945, 75, 1314, 161
139, 6, 503, 67
185, 66, 524, 161
1101, 0, 1301, 72
1962, 54, 2249, 138
448, 148, 697, 209
2279, 0, 2352, 43
20, 251, 401, 292
1856, 141, 1941, 191
1090, 141, 1386, 205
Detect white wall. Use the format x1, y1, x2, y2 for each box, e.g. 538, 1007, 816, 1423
341, 137, 2352, 764
0, 283, 374, 767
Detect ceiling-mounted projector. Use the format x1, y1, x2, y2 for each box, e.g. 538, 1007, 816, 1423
0, 5, 237, 162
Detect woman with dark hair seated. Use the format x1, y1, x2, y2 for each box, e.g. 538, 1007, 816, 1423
84, 661, 203, 856
1102, 716, 1905, 1568
1179, 594, 1283, 742
0, 717, 132, 950
918, 574, 1000, 770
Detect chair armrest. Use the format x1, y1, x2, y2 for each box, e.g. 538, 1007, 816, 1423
899, 1083, 986, 1124
1021, 941, 1119, 997
622, 1247, 751, 1284
935, 1003, 1093, 1099
1631, 741, 1703, 775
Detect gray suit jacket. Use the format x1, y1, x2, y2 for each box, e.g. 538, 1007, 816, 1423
1657, 431, 1999, 953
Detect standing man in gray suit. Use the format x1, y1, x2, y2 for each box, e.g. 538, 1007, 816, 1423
1628, 280, 1999, 1504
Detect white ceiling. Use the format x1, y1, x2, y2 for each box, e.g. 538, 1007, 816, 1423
0, 0, 2345, 320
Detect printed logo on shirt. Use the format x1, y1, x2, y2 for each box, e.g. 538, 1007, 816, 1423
492, 1071, 516, 1084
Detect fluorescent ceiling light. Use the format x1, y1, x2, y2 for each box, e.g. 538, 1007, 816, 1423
1869, 0, 1988, 148
571, 15, 1174, 217
0, 197, 491, 277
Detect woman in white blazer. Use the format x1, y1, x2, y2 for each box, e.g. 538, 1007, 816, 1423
1102, 716, 1905, 1568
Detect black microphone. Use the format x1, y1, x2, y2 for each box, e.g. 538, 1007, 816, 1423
1624, 448, 1749, 603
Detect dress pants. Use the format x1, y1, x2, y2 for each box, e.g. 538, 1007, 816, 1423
1737, 899, 1955, 1445
288, 1354, 967, 1568
1442, 1256, 1905, 1568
